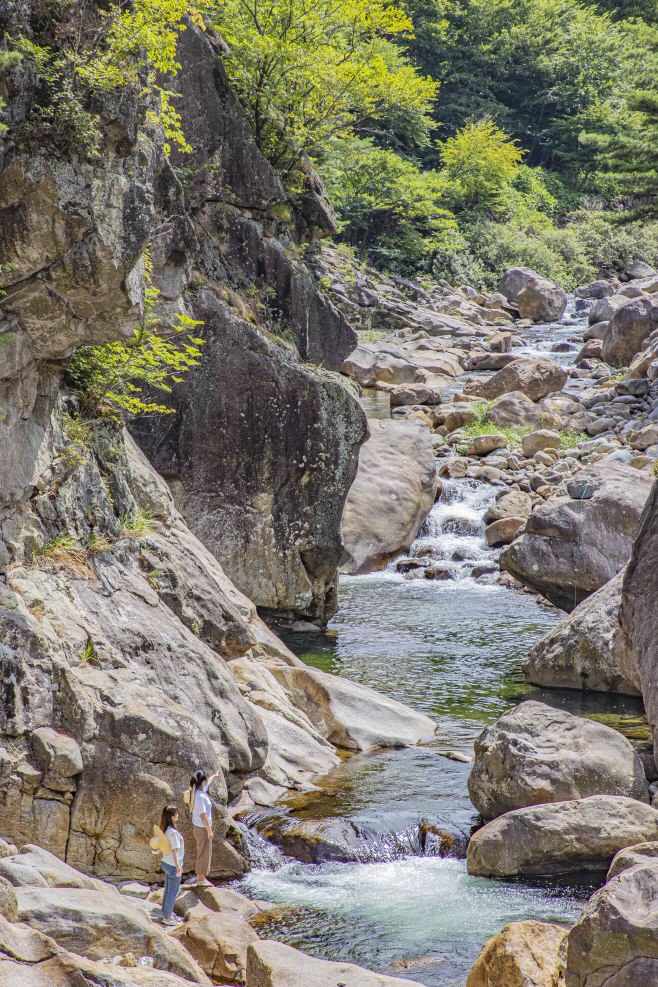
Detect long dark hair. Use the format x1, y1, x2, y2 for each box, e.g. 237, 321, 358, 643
160, 805, 178, 832
190, 770, 208, 791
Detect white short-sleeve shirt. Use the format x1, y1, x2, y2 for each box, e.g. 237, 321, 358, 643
191, 786, 213, 828
162, 826, 185, 868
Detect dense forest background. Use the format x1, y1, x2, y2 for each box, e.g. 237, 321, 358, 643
3, 0, 658, 290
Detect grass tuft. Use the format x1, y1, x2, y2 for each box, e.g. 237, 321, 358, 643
32, 533, 94, 578
119, 508, 159, 538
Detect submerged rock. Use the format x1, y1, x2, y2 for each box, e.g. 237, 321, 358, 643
467, 701, 648, 820
340, 419, 437, 574
467, 795, 658, 878
466, 920, 568, 987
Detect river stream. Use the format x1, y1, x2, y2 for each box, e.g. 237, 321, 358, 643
234, 307, 647, 986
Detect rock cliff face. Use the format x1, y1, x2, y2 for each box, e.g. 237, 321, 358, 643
0, 14, 423, 880
131, 23, 366, 627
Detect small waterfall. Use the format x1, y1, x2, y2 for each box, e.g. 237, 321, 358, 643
238, 817, 469, 871
238, 822, 290, 871
394, 477, 499, 581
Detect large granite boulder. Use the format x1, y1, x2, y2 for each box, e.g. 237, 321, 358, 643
132, 289, 367, 628
500, 461, 652, 611
468, 701, 647, 820
588, 295, 627, 326
484, 490, 533, 525
566, 858, 658, 987
342, 339, 462, 386
340, 419, 437, 573
473, 360, 568, 402
487, 392, 557, 429
467, 796, 658, 878
247, 940, 422, 987
170, 911, 259, 983
522, 571, 640, 694
619, 479, 658, 772
498, 267, 540, 305
602, 295, 658, 366
466, 921, 568, 987
517, 276, 568, 323
607, 841, 658, 880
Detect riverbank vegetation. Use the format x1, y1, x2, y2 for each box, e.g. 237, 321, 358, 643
209, 0, 658, 289
5, 0, 658, 290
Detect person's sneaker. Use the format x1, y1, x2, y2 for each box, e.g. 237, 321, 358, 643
161, 916, 178, 926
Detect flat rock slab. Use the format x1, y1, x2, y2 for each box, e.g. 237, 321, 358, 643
0, 949, 202, 986
267, 664, 436, 751
468, 700, 648, 820
247, 940, 424, 987
16, 886, 210, 983
0, 845, 117, 893
467, 795, 658, 877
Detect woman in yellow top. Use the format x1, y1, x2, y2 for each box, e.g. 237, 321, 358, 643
154, 805, 185, 925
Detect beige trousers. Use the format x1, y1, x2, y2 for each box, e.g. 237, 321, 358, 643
193, 825, 212, 878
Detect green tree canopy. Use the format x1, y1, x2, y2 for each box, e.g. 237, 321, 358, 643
403, 0, 641, 180
209, 0, 438, 171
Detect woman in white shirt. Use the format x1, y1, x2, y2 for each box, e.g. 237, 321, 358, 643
158, 805, 185, 925
188, 768, 221, 888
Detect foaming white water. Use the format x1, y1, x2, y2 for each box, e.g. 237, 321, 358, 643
239, 856, 583, 950
388, 478, 499, 580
